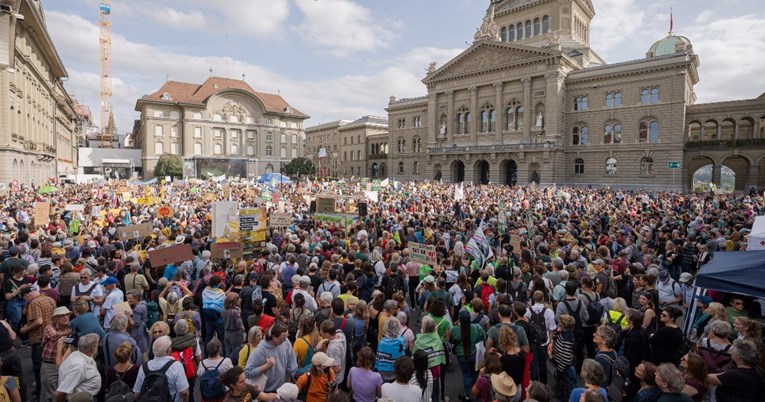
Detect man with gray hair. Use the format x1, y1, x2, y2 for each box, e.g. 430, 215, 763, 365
102, 313, 143, 368
55, 333, 102, 400
709, 339, 765, 402
133, 335, 190, 402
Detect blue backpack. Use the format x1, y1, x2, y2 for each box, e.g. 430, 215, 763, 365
199, 359, 226, 400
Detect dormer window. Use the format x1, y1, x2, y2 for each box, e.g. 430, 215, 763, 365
160, 93, 172, 100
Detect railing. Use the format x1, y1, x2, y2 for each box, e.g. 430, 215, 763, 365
685, 138, 765, 149
368, 153, 388, 160
427, 142, 555, 154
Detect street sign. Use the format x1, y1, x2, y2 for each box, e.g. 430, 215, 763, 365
667, 161, 682, 169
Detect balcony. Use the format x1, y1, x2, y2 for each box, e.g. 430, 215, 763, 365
685, 138, 765, 149
369, 153, 388, 160
427, 141, 555, 155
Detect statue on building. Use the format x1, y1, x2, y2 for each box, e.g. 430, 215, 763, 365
426, 62, 438, 74
535, 112, 544, 128
474, 5, 501, 42
440, 121, 447, 136
546, 30, 561, 46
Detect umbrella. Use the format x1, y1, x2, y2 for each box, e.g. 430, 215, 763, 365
38, 185, 59, 194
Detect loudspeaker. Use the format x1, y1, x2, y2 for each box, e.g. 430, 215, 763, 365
358, 202, 368, 217
309, 200, 316, 214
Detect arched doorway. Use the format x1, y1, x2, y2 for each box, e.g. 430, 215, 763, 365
692, 164, 735, 192
475, 160, 490, 184
529, 163, 541, 184
721, 155, 750, 192
451, 160, 465, 183
433, 164, 443, 181
371, 163, 379, 178
500, 159, 517, 186
379, 162, 387, 178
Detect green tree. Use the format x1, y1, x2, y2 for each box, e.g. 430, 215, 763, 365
153, 153, 183, 179
282, 157, 315, 178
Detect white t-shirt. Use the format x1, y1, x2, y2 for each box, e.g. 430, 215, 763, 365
71, 281, 104, 316
102, 288, 124, 329
381, 382, 423, 401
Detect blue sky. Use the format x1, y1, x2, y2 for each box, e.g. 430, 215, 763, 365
42, 0, 765, 134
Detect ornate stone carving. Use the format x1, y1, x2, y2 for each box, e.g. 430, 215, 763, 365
426, 62, 438, 74
474, 5, 501, 43
546, 31, 561, 46
441, 46, 530, 76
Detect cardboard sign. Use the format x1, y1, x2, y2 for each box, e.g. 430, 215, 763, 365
113, 301, 133, 317
116, 223, 154, 240
409, 242, 438, 266
148, 244, 194, 267
269, 212, 292, 228
34, 202, 51, 226
211, 242, 244, 259
157, 206, 173, 218
65, 204, 86, 212
315, 197, 336, 214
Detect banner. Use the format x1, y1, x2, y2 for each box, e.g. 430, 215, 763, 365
212, 201, 239, 238
315, 197, 336, 214
65, 204, 86, 212
363, 191, 379, 203
454, 182, 464, 201
409, 242, 438, 266
314, 213, 358, 228
239, 208, 266, 232
466, 220, 494, 268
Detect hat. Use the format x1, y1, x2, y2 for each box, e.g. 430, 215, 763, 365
19, 286, 34, 298
248, 272, 258, 281
87, 241, 97, 249
311, 352, 334, 367
289, 234, 299, 243
696, 295, 713, 306
175, 235, 186, 245
63, 239, 73, 247
300, 275, 311, 285
53, 306, 71, 317
276, 383, 299, 399
101, 276, 118, 286
659, 270, 670, 281
423, 275, 435, 284
459, 309, 471, 323
490, 372, 517, 397
593, 259, 604, 265
678, 272, 693, 283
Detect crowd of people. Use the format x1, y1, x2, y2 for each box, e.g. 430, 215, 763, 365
0, 178, 764, 402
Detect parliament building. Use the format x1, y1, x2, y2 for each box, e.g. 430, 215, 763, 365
385, 0, 765, 191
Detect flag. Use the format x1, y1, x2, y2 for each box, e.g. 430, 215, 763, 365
380, 178, 389, 187
454, 182, 464, 201
669, 7, 673, 34
466, 220, 494, 269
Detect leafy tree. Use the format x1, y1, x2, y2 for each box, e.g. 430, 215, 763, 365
282, 157, 316, 178
153, 153, 183, 179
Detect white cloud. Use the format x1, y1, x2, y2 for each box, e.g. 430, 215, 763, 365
590, 0, 650, 56
144, 6, 207, 30
209, 0, 291, 38
292, 0, 399, 56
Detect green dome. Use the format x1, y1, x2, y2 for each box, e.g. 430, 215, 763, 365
646, 34, 693, 58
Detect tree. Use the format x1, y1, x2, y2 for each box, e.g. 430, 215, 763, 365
282, 157, 315, 178
154, 153, 183, 179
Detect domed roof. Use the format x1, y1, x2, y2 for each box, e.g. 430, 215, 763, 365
646, 34, 693, 58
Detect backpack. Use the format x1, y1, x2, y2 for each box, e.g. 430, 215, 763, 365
296, 337, 314, 375
229, 344, 251, 367
698, 340, 733, 373
199, 359, 227, 400
600, 353, 631, 402
139, 360, 175, 402
509, 280, 527, 303
607, 312, 625, 340
472, 312, 485, 325
582, 293, 604, 326
105, 370, 136, 402
476, 283, 494, 314
170, 346, 197, 379
528, 307, 549, 350
145, 300, 160, 330
562, 299, 583, 334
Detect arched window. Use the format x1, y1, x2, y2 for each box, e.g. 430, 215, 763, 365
650, 88, 659, 104
265, 145, 273, 156
508, 25, 515, 41
213, 143, 222, 155
231, 144, 239, 155
604, 124, 613, 144
525, 20, 532, 38
542, 15, 550, 33
464, 112, 472, 134
489, 109, 497, 132
398, 161, 404, 174
581, 126, 589, 144
515, 106, 524, 130
480, 110, 489, 132
357, 150, 361, 160
575, 158, 584, 174
573, 127, 580, 145
455, 112, 462, 134
280, 147, 287, 158
194, 143, 203, 154
155, 141, 164, 155
606, 158, 617, 175
606, 93, 614, 109
247, 145, 254, 156
517, 23, 524, 39
533, 18, 540, 36
614, 92, 622, 107
501, 27, 507, 42
649, 121, 659, 142
574, 96, 588, 111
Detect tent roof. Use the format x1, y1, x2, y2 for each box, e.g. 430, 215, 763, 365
695, 250, 765, 299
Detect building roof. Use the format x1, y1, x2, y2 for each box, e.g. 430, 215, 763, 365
646, 34, 693, 58
341, 115, 388, 129
137, 76, 309, 119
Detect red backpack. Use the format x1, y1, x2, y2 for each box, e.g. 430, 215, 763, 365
170, 346, 197, 379
476, 283, 494, 313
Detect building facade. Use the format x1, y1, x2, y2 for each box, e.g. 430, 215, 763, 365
338, 116, 387, 178
54, 81, 78, 180
305, 116, 388, 179
134, 77, 309, 179
385, 0, 765, 191
0, 0, 76, 186
304, 120, 349, 178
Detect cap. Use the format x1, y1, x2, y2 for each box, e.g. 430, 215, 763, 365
248, 272, 258, 281
423, 275, 435, 284
659, 270, 670, 281
459, 309, 471, 323
101, 276, 118, 286
696, 295, 713, 306
53, 306, 71, 317
678, 272, 693, 283
311, 352, 334, 367
276, 383, 299, 399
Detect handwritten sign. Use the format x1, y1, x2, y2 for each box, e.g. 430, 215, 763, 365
148, 244, 194, 267
269, 212, 292, 228
409, 242, 438, 266
34, 202, 51, 226
116, 223, 154, 240
211, 242, 244, 259
315, 197, 336, 214
65, 204, 86, 212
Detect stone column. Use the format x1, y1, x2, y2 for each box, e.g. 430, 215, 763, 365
712, 164, 722, 187
545, 71, 564, 142
494, 82, 504, 143
470, 87, 478, 143
428, 92, 438, 147
716, 124, 721, 141
522, 77, 532, 141
447, 90, 455, 145
748, 164, 760, 189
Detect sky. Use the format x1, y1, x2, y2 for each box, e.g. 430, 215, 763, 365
41, 0, 765, 134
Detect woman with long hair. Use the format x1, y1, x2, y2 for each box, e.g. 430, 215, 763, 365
367, 292, 385, 351
347, 346, 382, 402
634, 361, 661, 402
638, 292, 658, 337
409, 349, 433, 402
450, 309, 486, 402
288, 292, 312, 342
105, 341, 141, 391
293, 316, 320, 376
498, 325, 526, 400
733, 316, 765, 370
680, 352, 708, 402
472, 352, 503, 402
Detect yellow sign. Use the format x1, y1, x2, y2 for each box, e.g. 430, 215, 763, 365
136, 197, 160, 205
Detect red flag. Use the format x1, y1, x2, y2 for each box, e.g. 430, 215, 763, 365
670, 7, 674, 34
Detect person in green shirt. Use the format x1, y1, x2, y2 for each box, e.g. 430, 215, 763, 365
451, 309, 486, 401
413, 315, 446, 402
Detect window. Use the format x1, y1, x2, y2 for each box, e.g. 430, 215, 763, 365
516, 23, 523, 39
194, 127, 202, 138
292, 134, 297, 144
214, 128, 222, 138
247, 145, 255, 156
413, 116, 422, 128
170, 127, 178, 137
640, 157, 654, 175
574, 96, 588, 111
344, 151, 347, 161
357, 150, 361, 160
280, 134, 286, 143
533, 18, 540, 36
351, 152, 355, 161
247, 130, 255, 140
651, 88, 659, 104
192, 112, 202, 119
265, 164, 273, 173
153, 110, 164, 118
506, 102, 524, 131
501, 27, 507, 42
214, 143, 222, 155
351, 136, 354, 145
231, 144, 239, 155
154, 125, 163, 136
604, 123, 622, 144
572, 126, 589, 145
641, 87, 659, 105
292, 148, 298, 158
280, 147, 287, 158
606, 92, 622, 109
398, 118, 406, 129
606, 158, 617, 175
266, 132, 273, 141
398, 161, 404, 174
154, 141, 164, 155
194, 142, 202, 154
525, 20, 531, 38
639, 120, 660, 143
575, 158, 584, 174
170, 111, 180, 119
266, 145, 273, 156
228, 115, 239, 123
213, 113, 222, 121
542, 15, 550, 33
414, 161, 419, 174
508, 25, 515, 41
398, 138, 406, 153
413, 137, 422, 152
170, 142, 179, 154
480, 106, 495, 132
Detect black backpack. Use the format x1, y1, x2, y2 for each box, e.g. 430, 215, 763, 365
139, 360, 175, 402
528, 307, 548, 350
562, 299, 583, 334
105, 370, 136, 402
582, 293, 604, 326
509, 280, 527, 303
199, 359, 227, 400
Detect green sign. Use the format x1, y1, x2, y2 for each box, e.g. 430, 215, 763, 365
372, 179, 381, 192
667, 161, 681, 169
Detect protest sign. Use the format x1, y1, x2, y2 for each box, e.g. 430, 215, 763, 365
315, 197, 336, 214
239, 208, 266, 232
409, 242, 438, 266
211, 242, 244, 259
269, 212, 292, 228
157, 206, 173, 218
212, 201, 239, 238
34, 202, 51, 226
116, 223, 154, 240
148, 244, 194, 267
65, 204, 86, 212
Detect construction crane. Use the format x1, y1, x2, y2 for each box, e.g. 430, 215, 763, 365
99, 1, 113, 147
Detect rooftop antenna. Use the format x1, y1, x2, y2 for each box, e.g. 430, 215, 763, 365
209, 67, 213, 77
242, 72, 246, 81
669, 7, 674, 35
